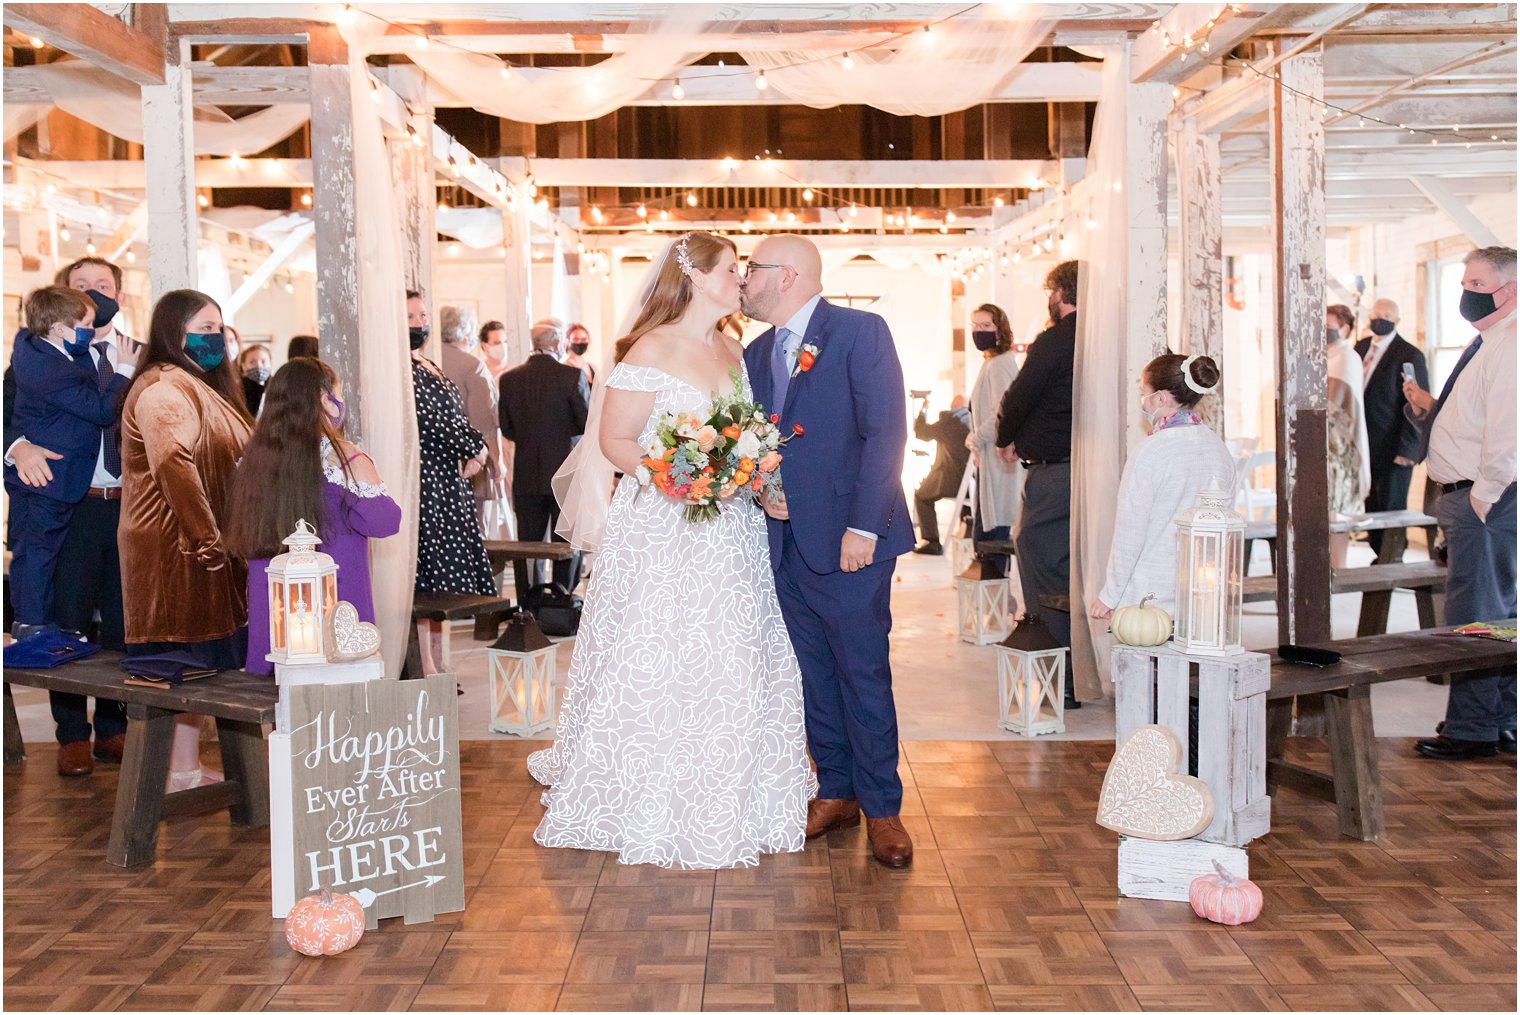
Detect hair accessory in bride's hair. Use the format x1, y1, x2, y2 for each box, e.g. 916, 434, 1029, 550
674, 233, 695, 278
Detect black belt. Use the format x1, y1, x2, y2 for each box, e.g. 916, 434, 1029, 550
1440, 480, 1475, 495
1021, 458, 1070, 468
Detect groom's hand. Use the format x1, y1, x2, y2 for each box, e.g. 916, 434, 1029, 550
840, 531, 875, 573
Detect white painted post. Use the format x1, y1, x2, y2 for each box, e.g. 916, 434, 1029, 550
141, 38, 197, 298
386, 66, 436, 308
1176, 118, 1225, 434
1122, 75, 1173, 458
308, 26, 364, 443
502, 191, 534, 364
1269, 43, 1331, 655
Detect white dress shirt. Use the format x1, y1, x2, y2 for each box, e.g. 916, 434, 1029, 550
774, 295, 876, 542
1427, 309, 1517, 505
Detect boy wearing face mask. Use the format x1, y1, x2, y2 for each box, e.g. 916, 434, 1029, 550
4, 287, 138, 656
239, 343, 273, 415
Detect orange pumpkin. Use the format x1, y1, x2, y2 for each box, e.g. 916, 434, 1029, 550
1188, 862, 1262, 926
285, 886, 366, 956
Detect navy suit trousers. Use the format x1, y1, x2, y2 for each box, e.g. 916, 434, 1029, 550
5, 487, 76, 627
773, 523, 903, 817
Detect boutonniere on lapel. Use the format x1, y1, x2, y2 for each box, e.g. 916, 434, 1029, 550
792, 343, 820, 378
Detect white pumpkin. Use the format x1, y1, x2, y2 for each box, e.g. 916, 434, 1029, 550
1111, 594, 1173, 647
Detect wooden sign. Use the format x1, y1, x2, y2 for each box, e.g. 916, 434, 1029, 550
270, 674, 464, 927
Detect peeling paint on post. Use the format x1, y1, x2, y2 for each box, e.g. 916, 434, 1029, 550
1177, 119, 1224, 436
309, 26, 364, 444
1270, 45, 1332, 659
141, 38, 196, 298
386, 67, 435, 307
1123, 78, 1172, 457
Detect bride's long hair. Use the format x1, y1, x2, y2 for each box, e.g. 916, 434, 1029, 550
614, 231, 737, 363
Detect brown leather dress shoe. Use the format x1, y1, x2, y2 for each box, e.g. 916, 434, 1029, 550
866, 816, 913, 868
57, 741, 93, 777
93, 733, 126, 763
805, 798, 862, 839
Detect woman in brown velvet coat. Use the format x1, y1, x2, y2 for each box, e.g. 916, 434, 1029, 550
118, 289, 253, 789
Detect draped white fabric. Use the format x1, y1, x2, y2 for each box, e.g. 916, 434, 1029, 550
12, 61, 308, 155
743, 9, 1057, 117
411, 12, 707, 124
340, 22, 421, 679
4, 104, 46, 142
1067, 49, 1129, 700
436, 207, 505, 248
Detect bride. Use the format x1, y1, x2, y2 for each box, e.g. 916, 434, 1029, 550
527, 231, 811, 868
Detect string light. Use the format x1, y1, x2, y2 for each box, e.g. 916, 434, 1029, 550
85, 230, 96, 255
301, 193, 312, 207
755, 70, 769, 92
841, 54, 855, 70
993, 195, 1005, 207
740, 221, 752, 233
590, 206, 604, 224
672, 79, 685, 100
196, 193, 210, 208
848, 204, 859, 217
285, 278, 295, 293
659, 209, 670, 221
415, 35, 429, 50
636, 203, 647, 218
499, 64, 511, 81
126, 249, 136, 263
802, 188, 814, 202
29, 36, 45, 49
685, 192, 698, 206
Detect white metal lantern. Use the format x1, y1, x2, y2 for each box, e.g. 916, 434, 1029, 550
488, 614, 557, 736
997, 614, 1067, 736
1174, 481, 1245, 656
956, 561, 1012, 645
266, 519, 339, 666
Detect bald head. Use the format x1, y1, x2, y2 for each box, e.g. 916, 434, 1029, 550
1370, 298, 1400, 323
740, 234, 824, 326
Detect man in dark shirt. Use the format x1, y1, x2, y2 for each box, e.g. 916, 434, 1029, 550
996, 260, 1078, 664
911, 395, 971, 554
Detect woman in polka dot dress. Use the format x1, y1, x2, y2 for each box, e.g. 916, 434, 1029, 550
409, 292, 495, 674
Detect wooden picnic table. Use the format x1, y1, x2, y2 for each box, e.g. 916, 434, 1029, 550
3, 656, 274, 867
1245, 508, 1438, 573
1266, 621, 1517, 841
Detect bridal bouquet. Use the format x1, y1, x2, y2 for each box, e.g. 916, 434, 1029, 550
637, 370, 801, 523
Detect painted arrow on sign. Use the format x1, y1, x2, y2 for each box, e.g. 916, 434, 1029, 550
349, 874, 446, 909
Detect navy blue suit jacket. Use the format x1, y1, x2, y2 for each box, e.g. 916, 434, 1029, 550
743, 298, 914, 574
3, 330, 127, 503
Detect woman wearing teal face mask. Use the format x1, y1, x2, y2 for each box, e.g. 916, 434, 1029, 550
117, 289, 255, 790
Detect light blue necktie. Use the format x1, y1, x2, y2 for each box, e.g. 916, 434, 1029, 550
771, 326, 797, 411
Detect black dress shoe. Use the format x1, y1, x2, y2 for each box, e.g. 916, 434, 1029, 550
1501, 730, 1516, 755
912, 540, 944, 556
1415, 735, 1499, 760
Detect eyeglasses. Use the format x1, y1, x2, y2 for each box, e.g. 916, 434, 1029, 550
743, 261, 792, 280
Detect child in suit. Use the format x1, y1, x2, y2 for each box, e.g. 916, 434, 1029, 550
4, 287, 136, 639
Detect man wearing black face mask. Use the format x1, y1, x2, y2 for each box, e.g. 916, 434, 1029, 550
1353, 298, 1427, 556
2, 257, 140, 773
1402, 246, 1518, 762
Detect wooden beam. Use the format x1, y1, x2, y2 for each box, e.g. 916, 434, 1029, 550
308, 24, 365, 444
3, 3, 167, 86
141, 36, 196, 297
1176, 120, 1224, 433
1131, 3, 1296, 84
501, 158, 1059, 189
104, 201, 148, 263
1409, 175, 1505, 247
1270, 43, 1332, 653
386, 66, 437, 310
1122, 79, 1175, 456
224, 222, 313, 319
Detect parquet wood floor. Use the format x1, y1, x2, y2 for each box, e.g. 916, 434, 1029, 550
4, 738, 1514, 1012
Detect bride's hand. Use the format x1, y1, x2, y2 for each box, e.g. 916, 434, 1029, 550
762, 490, 789, 521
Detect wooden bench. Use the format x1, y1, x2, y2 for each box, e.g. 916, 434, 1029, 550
3, 655, 275, 867
1266, 622, 1517, 841
406, 593, 515, 678
485, 539, 578, 607
1243, 561, 1447, 635
1244, 509, 1438, 574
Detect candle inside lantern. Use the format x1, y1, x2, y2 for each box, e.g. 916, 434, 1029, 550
289, 602, 318, 656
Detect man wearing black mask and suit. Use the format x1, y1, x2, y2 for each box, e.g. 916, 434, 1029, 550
1355, 298, 1428, 557
498, 320, 590, 589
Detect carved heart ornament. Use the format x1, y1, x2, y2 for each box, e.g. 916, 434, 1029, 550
329, 601, 381, 661
1096, 724, 1214, 840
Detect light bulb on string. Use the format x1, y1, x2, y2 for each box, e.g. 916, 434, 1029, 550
741, 221, 752, 233
499, 64, 511, 80
415, 34, 429, 50
686, 192, 698, 207
126, 249, 136, 263
30, 36, 45, 48
841, 54, 855, 70
659, 209, 670, 221
197, 193, 210, 208
755, 70, 769, 92
839, 220, 849, 232
785, 211, 797, 223
85, 231, 96, 256
636, 203, 647, 218
993, 195, 1005, 207
848, 204, 859, 217
301, 192, 313, 207
802, 188, 814, 202
945, 210, 957, 223
591, 206, 604, 224
768, 211, 779, 222
285, 277, 295, 293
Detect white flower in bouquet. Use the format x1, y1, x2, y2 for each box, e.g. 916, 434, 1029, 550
733, 430, 763, 459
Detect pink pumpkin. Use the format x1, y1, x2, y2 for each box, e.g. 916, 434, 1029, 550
285, 886, 366, 956
1189, 861, 1263, 925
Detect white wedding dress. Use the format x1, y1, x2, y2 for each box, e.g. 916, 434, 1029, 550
527, 362, 812, 869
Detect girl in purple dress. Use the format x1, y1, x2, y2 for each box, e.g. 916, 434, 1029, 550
224, 358, 401, 674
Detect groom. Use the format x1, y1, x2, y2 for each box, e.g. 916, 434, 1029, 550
741, 235, 916, 867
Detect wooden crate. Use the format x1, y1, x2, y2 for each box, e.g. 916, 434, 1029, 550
1117, 835, 1248, 902
1113, 645, 1271, 848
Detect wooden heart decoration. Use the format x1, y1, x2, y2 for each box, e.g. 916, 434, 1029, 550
1096, 725, 1214, 840
330, 601, 381, 660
